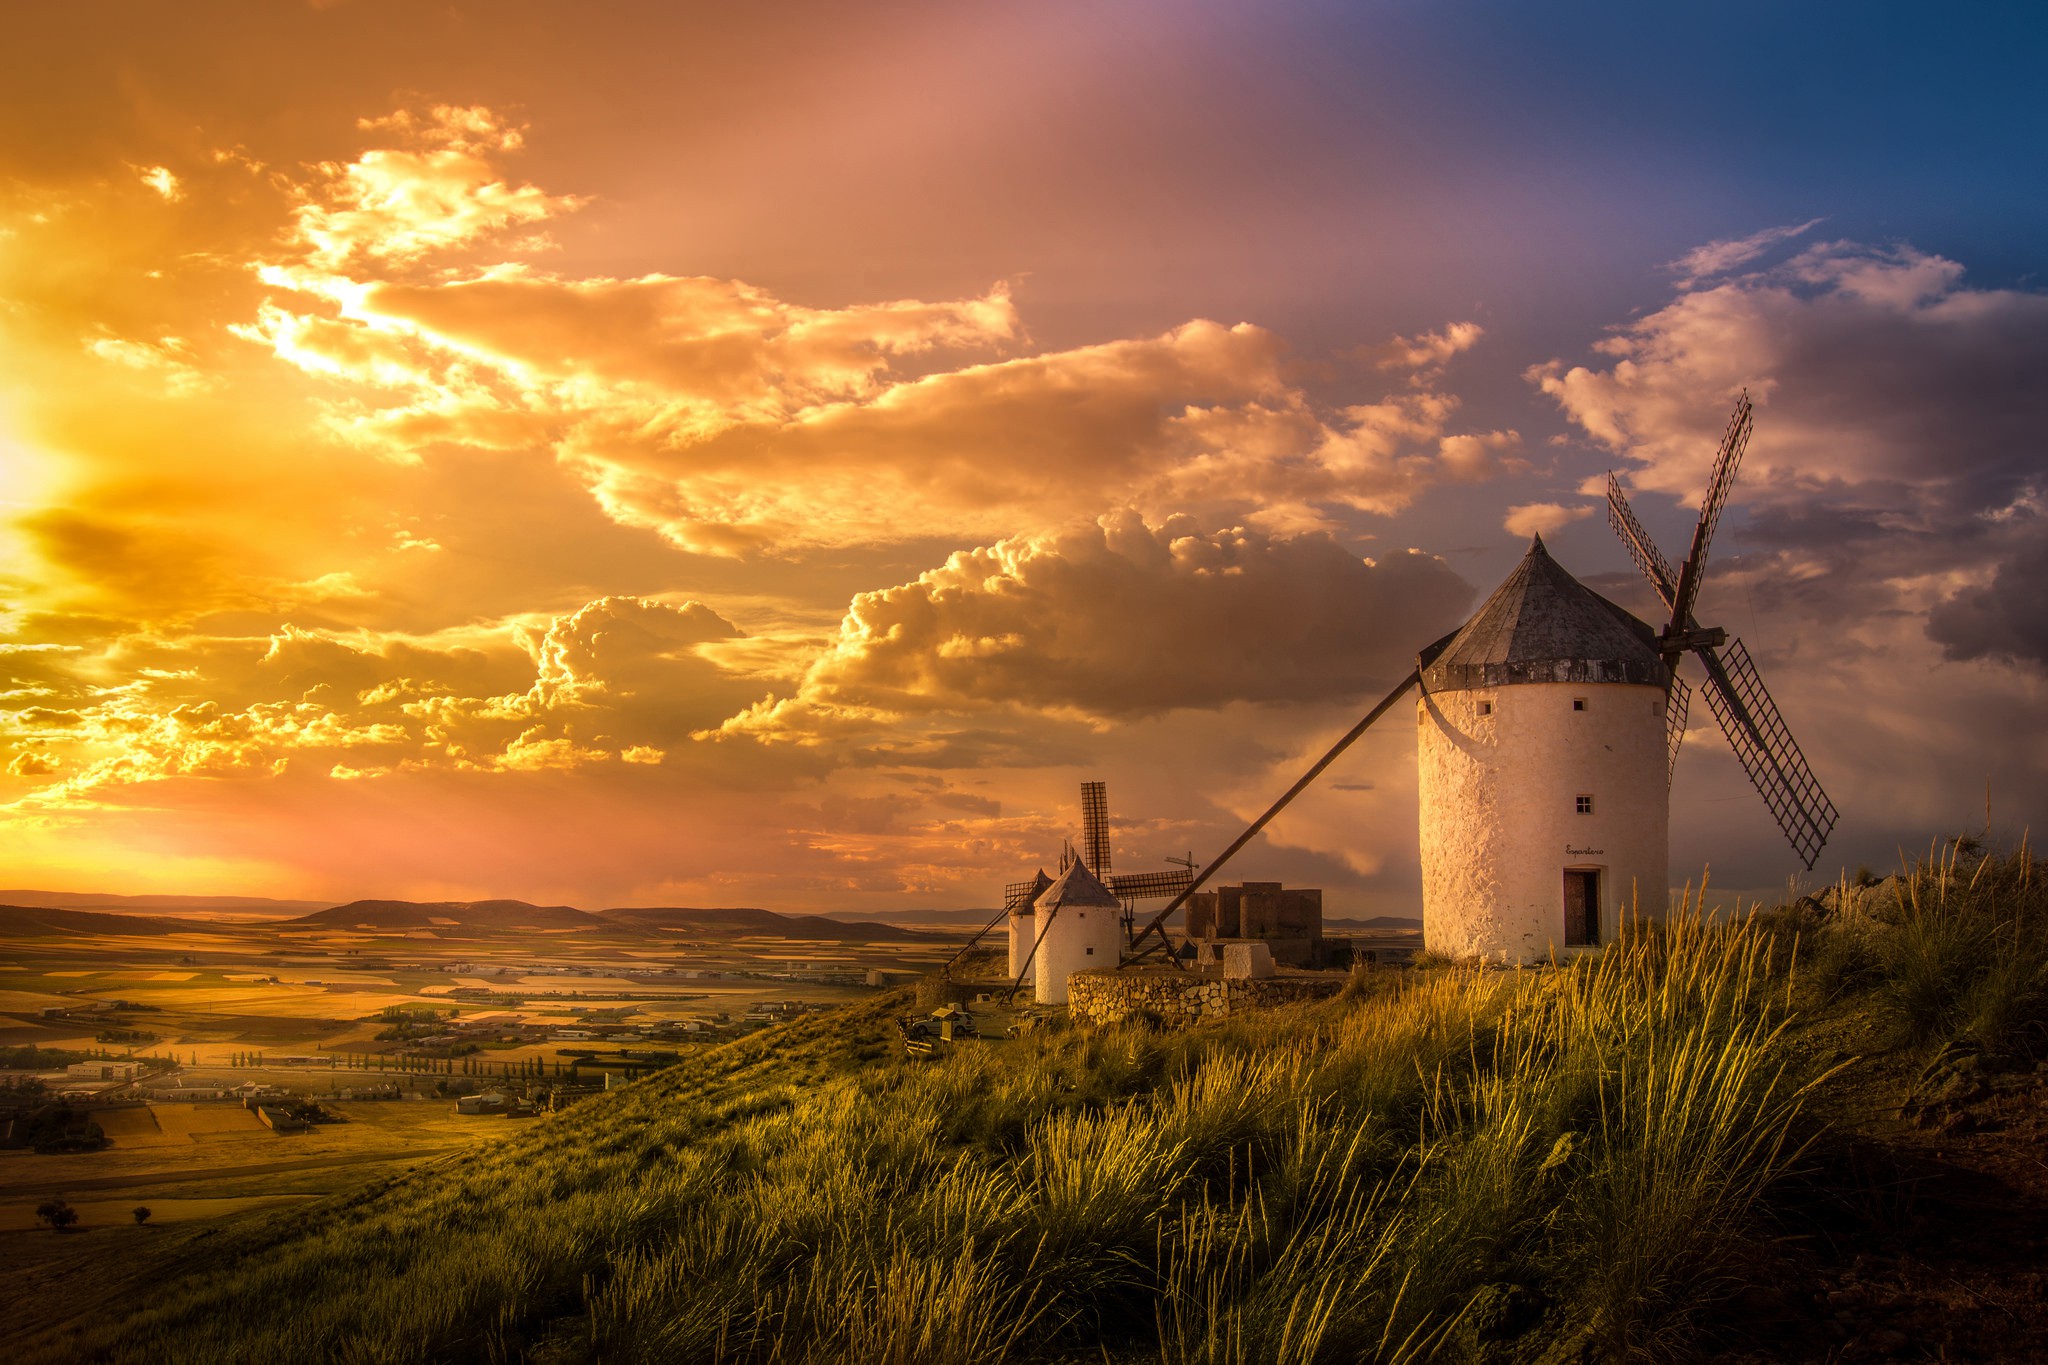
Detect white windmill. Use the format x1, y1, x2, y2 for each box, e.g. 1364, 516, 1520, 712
1115, 393, 1837, 968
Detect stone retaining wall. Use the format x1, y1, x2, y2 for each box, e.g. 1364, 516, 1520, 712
1066, 969, 1346, 1027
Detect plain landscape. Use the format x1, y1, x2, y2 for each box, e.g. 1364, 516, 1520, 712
1, 835, 2043, 1362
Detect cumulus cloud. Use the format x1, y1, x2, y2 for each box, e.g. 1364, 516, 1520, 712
287, 105, 583, 268
233, 109, 1519, 554
1503, 502, 1592, 538
718, 510, 1473, 746
1534, 237, 2048, 671
1361, 321, 1485, 381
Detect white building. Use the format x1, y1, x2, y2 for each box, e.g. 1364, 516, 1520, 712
1030, 858, 1124, 1005
1005, 869, 1052, 981
1416, 536, 1670, 964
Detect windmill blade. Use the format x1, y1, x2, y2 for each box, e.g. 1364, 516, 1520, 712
1106, 868, 1195, 901
1606, 474, 1678, 611
1081, 780, 1111, 876
1696, 637, 1838, 869
1670, 393, 1754, 627
1664, 672, 1690, 786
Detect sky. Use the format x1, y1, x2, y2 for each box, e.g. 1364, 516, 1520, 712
1, 0, 2044, 914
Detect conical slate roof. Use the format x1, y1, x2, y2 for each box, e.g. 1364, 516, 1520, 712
1009, 868, 1053, 916
1420, 535, 1665, 691
1034, 856, 1122, 912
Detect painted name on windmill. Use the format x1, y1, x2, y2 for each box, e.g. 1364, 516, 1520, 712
1565, 846, 1604, 857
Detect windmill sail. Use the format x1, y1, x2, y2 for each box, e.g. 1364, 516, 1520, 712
1604, 394, 1836, 869
1664, 671, 1690, 785
1606, 475, 1678, 608
1696, 638, 1837, 869
1671, 393, 1752, 626
1081, 780, 1111, 876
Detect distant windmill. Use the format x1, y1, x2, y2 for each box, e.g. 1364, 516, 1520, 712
1604, 392, 1838, 869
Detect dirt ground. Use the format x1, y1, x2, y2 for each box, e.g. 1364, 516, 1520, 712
1710, 1059, 2048, 1362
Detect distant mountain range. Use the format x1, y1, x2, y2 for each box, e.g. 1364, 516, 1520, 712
0, 889, 328, 918
0, 896, 938, 943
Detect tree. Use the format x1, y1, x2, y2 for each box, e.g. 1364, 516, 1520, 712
132, 1206, 152, 1225
36, 1199, 78, 1232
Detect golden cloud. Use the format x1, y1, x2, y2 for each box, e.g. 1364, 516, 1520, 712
229, 108, 1518, 555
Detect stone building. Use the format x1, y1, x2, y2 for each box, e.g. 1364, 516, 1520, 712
1181, 882, 1340, 967
1416, 536, 1670, 963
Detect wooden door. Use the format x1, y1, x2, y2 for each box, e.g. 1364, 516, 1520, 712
1563, 870, 1601, 946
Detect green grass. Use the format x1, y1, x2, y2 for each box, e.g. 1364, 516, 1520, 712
23, 897, 1850, 1365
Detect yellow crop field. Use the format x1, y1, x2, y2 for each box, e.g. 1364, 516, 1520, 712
154, 1106, 269, 1141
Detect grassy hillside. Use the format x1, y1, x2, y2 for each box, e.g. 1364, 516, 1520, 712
18, 837, 2048, 1364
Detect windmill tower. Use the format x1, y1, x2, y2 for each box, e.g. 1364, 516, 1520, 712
1030, 857, 1123, 1003
1005, 869, 1051, 980
1416, 535, 1671, 961
1125, 394, 1837, 968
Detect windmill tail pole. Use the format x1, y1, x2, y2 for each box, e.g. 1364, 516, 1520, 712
1125, 667, 1423, 964
940, 906, 1012, 981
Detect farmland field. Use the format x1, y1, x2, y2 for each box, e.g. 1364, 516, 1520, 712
0, 894, 955, 1342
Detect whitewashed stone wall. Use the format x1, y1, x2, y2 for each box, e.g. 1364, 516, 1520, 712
1417, 680, 1668, 964
1032, 903, 1123, 1004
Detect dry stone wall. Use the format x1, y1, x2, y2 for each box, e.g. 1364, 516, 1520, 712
1066, 969, 1345, 1027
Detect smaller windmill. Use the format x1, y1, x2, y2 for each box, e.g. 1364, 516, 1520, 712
1604, 393, 1838, 868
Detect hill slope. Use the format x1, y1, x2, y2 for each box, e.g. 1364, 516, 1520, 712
284, 899, 599, 931
0, 904, 215, 938
598, 905, 938, 942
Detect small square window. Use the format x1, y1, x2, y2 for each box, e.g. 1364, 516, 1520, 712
1575, 794, 1594, 814
1572, 697, 1587, 712
1085, 946, 1095, 955
1478, 700, 1493, 716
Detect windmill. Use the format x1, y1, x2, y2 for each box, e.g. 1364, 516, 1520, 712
1604, 392, 1838, 869
1108, 391, 1838, 970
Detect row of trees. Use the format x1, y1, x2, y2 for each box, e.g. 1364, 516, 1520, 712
228, 1050, 583, 1080
34, 1200, 155, 1231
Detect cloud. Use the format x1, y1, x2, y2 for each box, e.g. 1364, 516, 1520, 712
1502, 502, 1592, 538
233, 110, 1518, 554
286, 105, 583, 268
83, 334, 213, 395
1926, 524, 2048, 667
1535, 238, 2048, 670
718, 510, 1473, 748
1665, 219, 1824, 287
1360, 321, 1485, 381
133, 165, 183, 201
0, 595, 760, 809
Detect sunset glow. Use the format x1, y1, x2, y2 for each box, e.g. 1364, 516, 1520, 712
2, 2, 2043, 913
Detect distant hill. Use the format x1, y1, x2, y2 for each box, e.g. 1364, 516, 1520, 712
1327, 915, 1423, 933
599, 906, 938, 942
0, 903, 218, 937
830, 908, 1004, 929
0, 889, 327, 919
285, 899, 598, 932
275, 899, 938, 942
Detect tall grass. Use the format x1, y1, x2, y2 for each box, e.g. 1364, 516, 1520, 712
1812, 837, 2048, 1061
36, 911, 1828, 1365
